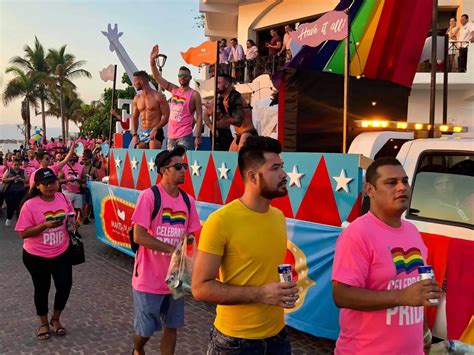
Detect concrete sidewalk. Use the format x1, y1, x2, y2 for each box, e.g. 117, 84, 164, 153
0, 218, 335, 354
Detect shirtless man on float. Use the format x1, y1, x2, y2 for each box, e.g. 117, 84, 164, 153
129, 71, 170, 149
216, 74, 258, 151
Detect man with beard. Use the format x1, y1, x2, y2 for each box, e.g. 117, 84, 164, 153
130, 71, 170, 149
131, 146, 201, 355
150, 45, 203, 150
216, 74, 258, 151
192, 136, 298, 354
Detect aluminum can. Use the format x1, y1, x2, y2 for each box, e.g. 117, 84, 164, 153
278, 264, 292, 283
418, 265, 439, 305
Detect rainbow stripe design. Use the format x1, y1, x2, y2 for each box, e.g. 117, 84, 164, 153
44, 210, 66, 222
162, 208, 187, 225
391, 247, 424, 275
288, 0, 432, 88
171, 96, 186, 105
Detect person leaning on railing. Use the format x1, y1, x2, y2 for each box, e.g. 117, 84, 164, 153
446, 17, 460, 71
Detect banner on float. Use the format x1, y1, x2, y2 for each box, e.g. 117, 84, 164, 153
88, 181, 341, 339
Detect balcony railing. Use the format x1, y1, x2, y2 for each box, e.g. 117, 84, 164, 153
208, 55, 288, 84
417, 40, 470, 73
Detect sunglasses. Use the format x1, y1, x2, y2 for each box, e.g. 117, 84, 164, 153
164, 163, 188, 171
178, 74, 190, 78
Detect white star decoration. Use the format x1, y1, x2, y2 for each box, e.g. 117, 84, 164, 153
191, 160, 201, 176
287, 165, 304, 188
333, 169, 353, 193
218, 162, 230, 180
148, 158, 155, 172
115, 156, 121, 168
131, 157, 138, 170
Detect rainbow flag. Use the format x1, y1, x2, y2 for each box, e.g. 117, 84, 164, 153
44, 210, 66, 222
161, 208, 186, 225
391, 247, 424, 274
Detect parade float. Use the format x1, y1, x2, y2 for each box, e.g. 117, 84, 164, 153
88, 0, 473, 343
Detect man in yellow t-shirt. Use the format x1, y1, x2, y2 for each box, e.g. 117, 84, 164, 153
192, 136, 298, 354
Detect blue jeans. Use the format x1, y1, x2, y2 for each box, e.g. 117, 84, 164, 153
167, 133, 194, 151
207, 326, 291, 355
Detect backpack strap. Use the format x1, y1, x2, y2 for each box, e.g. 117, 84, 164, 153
178, 188, 191, 213
151, 185, 162, 220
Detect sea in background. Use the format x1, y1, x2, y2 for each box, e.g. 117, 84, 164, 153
0, 143, 22, 152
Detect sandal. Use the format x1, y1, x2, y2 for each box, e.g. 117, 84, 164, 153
50, 317, 67, 336
37, 323, 50, 340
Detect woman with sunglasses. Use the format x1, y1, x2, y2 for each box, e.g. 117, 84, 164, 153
15, 168, 75, 340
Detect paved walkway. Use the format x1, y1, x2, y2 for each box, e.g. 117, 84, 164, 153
0, 218, 335, 355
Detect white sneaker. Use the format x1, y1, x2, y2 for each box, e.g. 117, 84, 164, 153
5, 219, 11, 227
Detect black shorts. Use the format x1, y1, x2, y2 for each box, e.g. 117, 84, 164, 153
155, 128, 164, 143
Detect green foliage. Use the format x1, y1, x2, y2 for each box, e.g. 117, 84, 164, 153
80, 84, 136, 138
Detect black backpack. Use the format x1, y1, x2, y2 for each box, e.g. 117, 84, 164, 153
129, 185, 191, 254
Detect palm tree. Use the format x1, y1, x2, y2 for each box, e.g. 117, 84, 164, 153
9, 37, 51, 139
2, 68, 39, 143
46, 45, 91, 140
46, 89, 84, 134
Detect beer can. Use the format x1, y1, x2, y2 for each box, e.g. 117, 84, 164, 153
418, 265, 439, 305
278, 264, 292, 283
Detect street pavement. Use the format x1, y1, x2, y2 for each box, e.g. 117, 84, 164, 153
0, 216, 336, 355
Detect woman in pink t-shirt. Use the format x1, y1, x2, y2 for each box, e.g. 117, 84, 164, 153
15, 168, 75, 340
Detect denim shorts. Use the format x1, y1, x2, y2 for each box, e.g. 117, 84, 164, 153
133, 290, 184, 337
207, 326, 291, 355
167, 133, 194, 151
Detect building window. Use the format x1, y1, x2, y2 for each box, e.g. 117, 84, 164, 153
408, 152, 473, 227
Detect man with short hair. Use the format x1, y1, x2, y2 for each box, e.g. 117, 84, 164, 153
131, 146, 201, 355
193, 136, 297, 354
219, 38, 232, 75
279, 25, 294, 62
266, 28, 282, 56
332, 157, 441, 354
150, 46, 203, 151
228, 38, 245, 83
458, 14, 474, 72
216, 74, 258, 151
130, 70, 170, 149
58, 153, 84, 221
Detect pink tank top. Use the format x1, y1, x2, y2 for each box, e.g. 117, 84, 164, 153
168, 87, 195, 139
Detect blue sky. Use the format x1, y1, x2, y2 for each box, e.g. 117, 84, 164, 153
0, 0, 205, 133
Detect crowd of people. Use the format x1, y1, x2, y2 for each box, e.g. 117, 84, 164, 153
216, 26, 295, 83
0, 137, 107, 227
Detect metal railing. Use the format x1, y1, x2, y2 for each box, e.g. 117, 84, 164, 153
208, 55, 288, 83
417, 40, 470, 73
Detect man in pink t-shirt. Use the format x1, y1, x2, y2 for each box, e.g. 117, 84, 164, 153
131, 146, 201, 355
58, 155, 84, 216
332, 158, 441, 355
150, 45, 203, 151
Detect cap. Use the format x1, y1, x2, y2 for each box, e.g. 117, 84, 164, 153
154, 146, 186, 174
34, 168, 58, 185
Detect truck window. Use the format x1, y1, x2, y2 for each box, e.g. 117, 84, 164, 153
408, 153, 474, 227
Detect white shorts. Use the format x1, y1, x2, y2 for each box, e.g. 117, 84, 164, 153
63, 190, 83, 209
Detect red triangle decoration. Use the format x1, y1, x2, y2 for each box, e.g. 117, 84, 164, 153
120, 152, 135, 189
198, 155, 223, 204
180, 154, 195, 198
108, 151, 119, 186
346, 192, 363, 222
225, 167, 244, 203
136, 152, 152, 191
295, 156, 342, 226
271, 194, 294, 218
